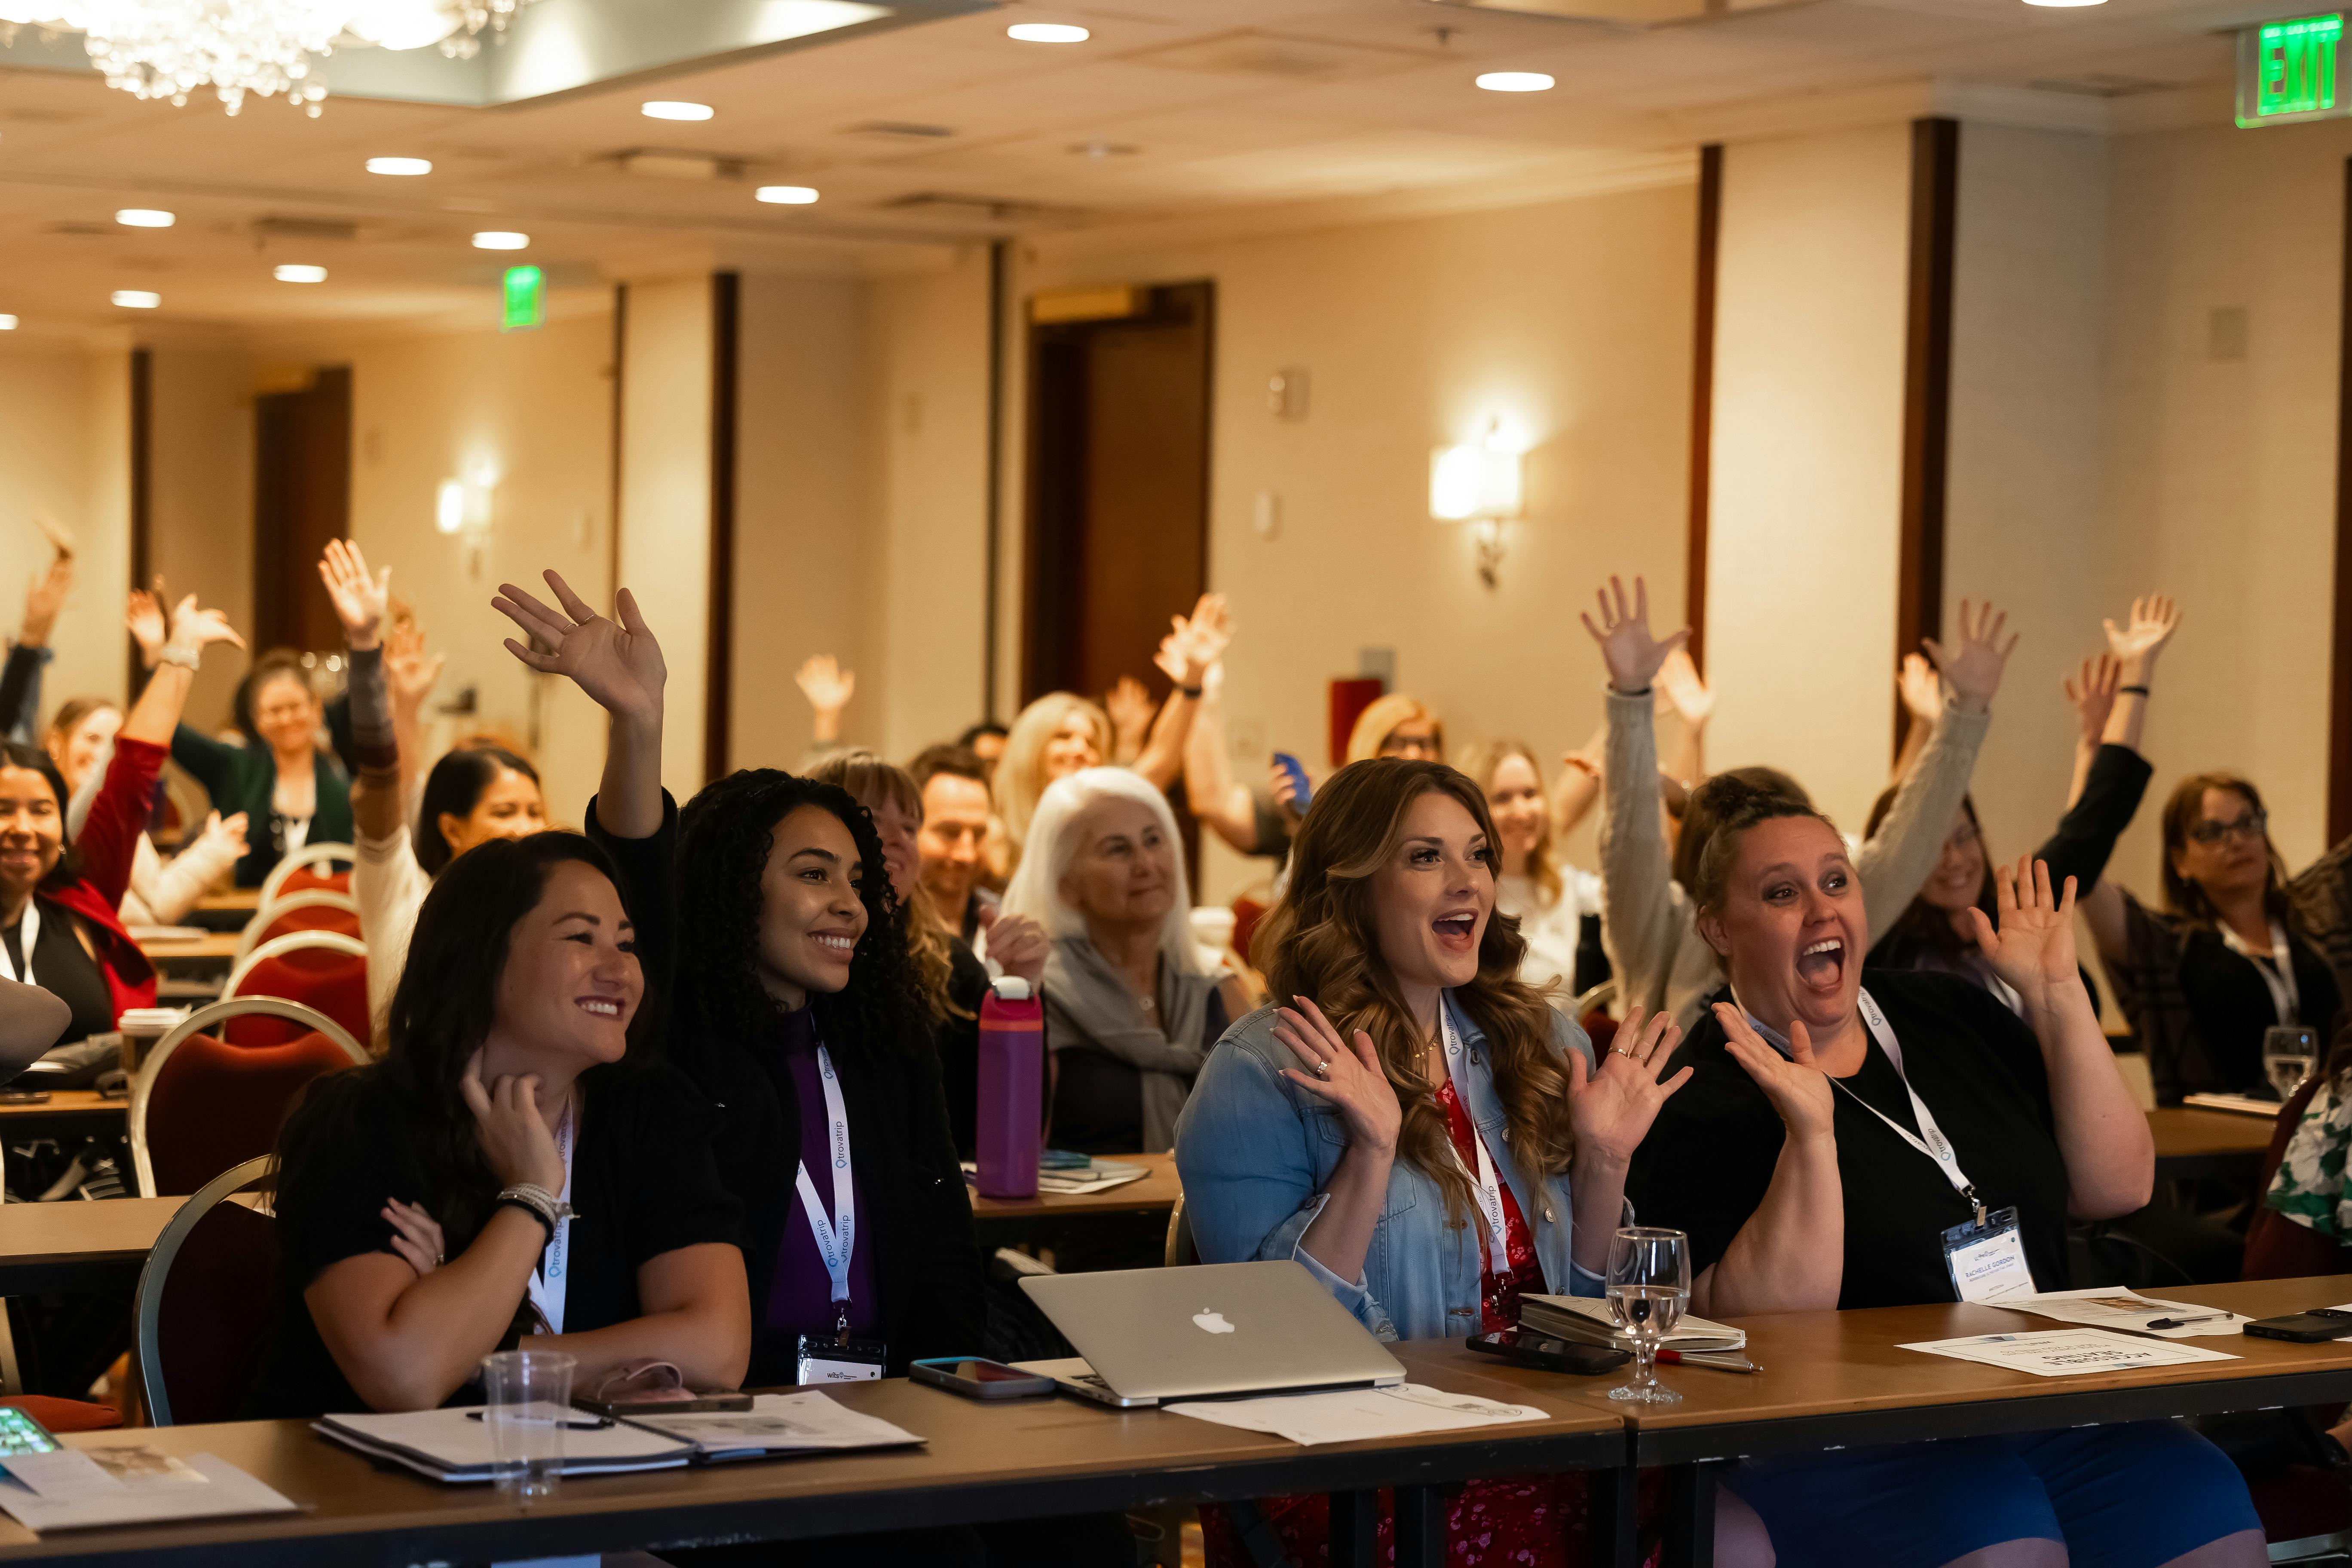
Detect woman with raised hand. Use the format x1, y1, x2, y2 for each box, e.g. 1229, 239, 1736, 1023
1, 592, 241, 1048
1176, 758, 1770, 1567
1627, 775, 2258, 1568
251, 832, 747, 1417
1589, 575, 2010, 1029
1462, 739, 1605, 1005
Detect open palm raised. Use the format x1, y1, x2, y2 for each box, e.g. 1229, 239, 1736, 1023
1580, 575, 1688, 696
493, 570, 665, 720
1966, 855, 2080, 1003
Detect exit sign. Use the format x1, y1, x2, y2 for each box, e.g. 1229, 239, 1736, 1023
2239, 12, 2346, 126
501, 265, 545, 331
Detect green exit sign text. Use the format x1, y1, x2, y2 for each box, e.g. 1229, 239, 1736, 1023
502, 265, 545, 331
2240, 12, 2346, 126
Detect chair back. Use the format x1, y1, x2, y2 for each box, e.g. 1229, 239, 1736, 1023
1164, 1190, 1197, 1268
133, 1157, 276, 1425
1573, 978, 1621, 1054
255, 842, 355, 912
129, 998, 365, 1198
238, 891, 361, 959
224, 931, 369, 1048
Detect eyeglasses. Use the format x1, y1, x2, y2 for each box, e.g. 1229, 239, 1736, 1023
2187, 811, 2267, 847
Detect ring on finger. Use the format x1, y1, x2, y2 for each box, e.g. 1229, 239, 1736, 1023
1610, 1046, 1639, 1060
1314, 1059, 1330, 1077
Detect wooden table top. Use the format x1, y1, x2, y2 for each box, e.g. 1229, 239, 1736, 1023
194, 890, 259, 913
0, 1341, 1620, 1565
135, 932, 242, 963
2147, 1105, 2275, 1159
0, 1090, 124, 1121
0, 1195, 178, 1295
968, 1152, 1182, 1218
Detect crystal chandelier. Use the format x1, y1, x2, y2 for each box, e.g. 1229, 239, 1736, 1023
0, 0, 538, 115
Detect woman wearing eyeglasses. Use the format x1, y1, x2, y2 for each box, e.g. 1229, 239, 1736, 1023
2086, 775, 2349, 1105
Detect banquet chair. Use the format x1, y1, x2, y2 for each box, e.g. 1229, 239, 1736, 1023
223, 931, 369, 1048
1573, 978, 1620, 1054
129, 998, 365, 1200
236, 890, 361, 959
255, 841, 355, 912
132, 1156, 274, 1425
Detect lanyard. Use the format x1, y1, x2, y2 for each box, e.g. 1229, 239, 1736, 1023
1751, 989, 1988, 1227
793, 1044, 857, 1337
2222, 920, 2302, 1025
1438, 1005, 1510, 1265
526, 1096, 577, 1336
0, 898, 37, 987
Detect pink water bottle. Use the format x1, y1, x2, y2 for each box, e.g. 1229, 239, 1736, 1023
976, 976, 1044, 1199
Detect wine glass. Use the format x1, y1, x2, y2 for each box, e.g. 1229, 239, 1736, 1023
1605, 1226, 1690, 1405
2263, 1026, 2318, 1102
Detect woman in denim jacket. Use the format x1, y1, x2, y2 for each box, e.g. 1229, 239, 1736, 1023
1175, 758, 1772, 1568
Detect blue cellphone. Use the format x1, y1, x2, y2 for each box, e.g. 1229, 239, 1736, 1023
1272, 751, 1313, 808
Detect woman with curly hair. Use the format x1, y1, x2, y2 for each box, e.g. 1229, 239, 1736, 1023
1175, 758, 1769, 1567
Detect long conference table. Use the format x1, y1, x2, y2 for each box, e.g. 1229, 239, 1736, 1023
5, 1276, 2351, 1568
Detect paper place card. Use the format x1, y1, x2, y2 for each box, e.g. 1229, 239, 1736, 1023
1901, 1329, 2240, 1378
1995, 1288, 2249, 1339
1164, 1383, 1546, 1446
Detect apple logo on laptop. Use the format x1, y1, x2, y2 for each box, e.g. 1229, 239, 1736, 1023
1193, 1309, 1237, 1335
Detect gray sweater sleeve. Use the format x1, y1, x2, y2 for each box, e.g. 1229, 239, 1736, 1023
1856, 702, 1992, 936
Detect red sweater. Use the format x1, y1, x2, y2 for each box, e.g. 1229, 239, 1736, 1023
35, 735, 160, 1023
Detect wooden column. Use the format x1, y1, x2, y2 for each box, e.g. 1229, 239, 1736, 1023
1686, 144, 1722, 668
1895, 116, 1960, 754
705, 271, 739, 785
2329, 157, 2352, 842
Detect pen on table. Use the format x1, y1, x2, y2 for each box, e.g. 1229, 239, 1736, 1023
465, 1411, 615, 1430
2144, 1314, 2230, 1331
1657, 1349, 1761, 1374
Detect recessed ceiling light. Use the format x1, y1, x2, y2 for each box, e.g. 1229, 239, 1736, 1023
2021, 0, 2105, 8
641, 100, 714, 120
472, 230, 529, 250
1475, 71, 1555, 92
756, 185, 819, 205
275, 264, 328, 283
0, 316, 16, 331
112, 291, 160, 309
366, 156, 432, 176
1008, 22, 1088, 42
115, 208, 174, 228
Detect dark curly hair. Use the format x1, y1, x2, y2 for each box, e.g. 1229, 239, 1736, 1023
672, 769, 926, 1068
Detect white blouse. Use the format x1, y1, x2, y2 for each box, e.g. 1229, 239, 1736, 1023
1497, 865, 1602, 1009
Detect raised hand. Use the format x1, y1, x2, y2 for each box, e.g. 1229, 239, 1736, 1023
125, 581, 167, 668
2103, 593, 2180, 682
1897, 651, 1942, 724
1580, 575, 1689, 696
383, 619, 444, 716
460, 1050, 567, 1191
1566, 1007, 1693, 1166
795, 655, 855, 725
493, 571, 665, 722
1654, 647, 1715, 729
975, 905, 1049, 990
1921, 598, 2017, 715
1273, 997, 1400, 1155
1104, 675, 1154, 754
200, 810, 249, 861
1966, 855, 2080, 1005
316, 539, 391, 651
165, 593, 245, 655
381, 1197, 446, 1276
1713, 1003, 1836, 1143
1155, 593, 1231, 688
2062, 652, 2121, 746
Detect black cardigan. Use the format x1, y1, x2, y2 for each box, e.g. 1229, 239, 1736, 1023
588, 793, 986, 1385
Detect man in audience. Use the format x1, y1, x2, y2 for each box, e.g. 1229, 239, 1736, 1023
956, 720, 1007, 782
910, 744, 996, 946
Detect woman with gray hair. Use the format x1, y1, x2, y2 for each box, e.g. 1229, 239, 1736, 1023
1002, 767, 1251, 1154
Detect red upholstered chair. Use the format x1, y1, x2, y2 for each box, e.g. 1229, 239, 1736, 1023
133, 1157, 275, 1425
1231, 894, 1269, 971
255, 842, 355, 912
222, 931, 370, 1048
237, 891, 362, 959
1, 1397, 121, 1434
1573, 978, 1621, 1057
129, 998, 365, 1199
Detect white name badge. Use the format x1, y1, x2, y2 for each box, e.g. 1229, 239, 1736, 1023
796, 1333, 886, 1385
1943, 1206, 2037, 1304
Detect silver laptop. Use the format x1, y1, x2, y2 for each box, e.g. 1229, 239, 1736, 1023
1019, 1261, 1406, 1405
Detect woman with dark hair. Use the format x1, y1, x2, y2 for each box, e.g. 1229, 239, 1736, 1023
250, 832, 747, 1417
2, 592, 241, 1049
1176, 758, 1770, 1567
1626, 774, 2258, 1568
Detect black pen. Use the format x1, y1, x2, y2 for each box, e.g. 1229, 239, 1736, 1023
465, 1410, 614, 1430
2144, 1314, 2229, 1331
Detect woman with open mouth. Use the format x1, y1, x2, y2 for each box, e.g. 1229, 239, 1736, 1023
1626, 774, 2260, 1568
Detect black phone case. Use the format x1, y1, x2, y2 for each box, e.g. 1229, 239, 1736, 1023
2246, 1314, 2352, 1343
910, 1360, 1057, 1400
1465, 1334, 1631, 1375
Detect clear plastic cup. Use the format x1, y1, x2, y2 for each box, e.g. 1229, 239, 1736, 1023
480, 1349, 576, 1501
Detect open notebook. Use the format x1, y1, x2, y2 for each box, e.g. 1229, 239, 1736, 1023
1517, 1294, 1746, 1354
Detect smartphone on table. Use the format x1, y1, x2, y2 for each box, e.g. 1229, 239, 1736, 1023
2245, 1307, 2352, 1343
1466, 1328, 1630, 1376
0, 1408, 59, 1457
910, 1357, 1058, 1400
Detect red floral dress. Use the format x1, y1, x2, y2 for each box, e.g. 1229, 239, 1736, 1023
1200, 1084, 1660, 1568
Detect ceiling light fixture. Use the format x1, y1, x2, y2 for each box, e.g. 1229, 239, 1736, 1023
366, 156, 433, 175
0, 316, 16, 331
275, 263, 328, 282
1475, 71, 1555, 92
2020, 0, 2106, 8
112, 290, 161, 309
640, 100, 714, 120
115, 208, 175, 227
756, 185, 819, 205
472, 230, 529, 249
1007, 22, 1088, 42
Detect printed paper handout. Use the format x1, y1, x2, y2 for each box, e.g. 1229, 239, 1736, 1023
0, 1449, 298, 1533
1900, 1329, 2240, 1378
1164, 1383, 1546, 1446
1994, 1288, 2249, 1339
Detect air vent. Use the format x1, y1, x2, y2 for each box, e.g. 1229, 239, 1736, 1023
251, 216, 360, 241
846, 120, 955, 139
880, 191, 1071, 221
613, 149, 745, 181
45, 220, 111, 236
2026, 74, 2180, 98
1123, 30, 1430, 81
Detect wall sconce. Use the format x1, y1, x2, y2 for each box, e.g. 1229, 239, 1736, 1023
436, 476, 496, 578
1430, 419, 1524, 589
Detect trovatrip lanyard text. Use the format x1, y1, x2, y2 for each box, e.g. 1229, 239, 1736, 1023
794, 1044, 857, 1341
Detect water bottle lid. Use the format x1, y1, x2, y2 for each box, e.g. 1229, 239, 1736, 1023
990, 975, 1033, 1002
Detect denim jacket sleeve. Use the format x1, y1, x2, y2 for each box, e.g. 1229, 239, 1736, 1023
1174, 1018, 1400, 1340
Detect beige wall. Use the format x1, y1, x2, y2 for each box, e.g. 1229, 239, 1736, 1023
1706, 124, 1913, 837
0, 344, 129, 734
1013, 184, 1700, 901
147, 348, 256, 732
617, 278, 714, 797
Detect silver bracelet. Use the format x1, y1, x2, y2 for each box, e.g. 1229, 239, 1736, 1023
496, 1183, 575, 1231
154, 642, 200, 671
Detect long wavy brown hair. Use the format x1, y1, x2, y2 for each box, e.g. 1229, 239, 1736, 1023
1254, 758, 1574, 1222
808, 749, 969, 1026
